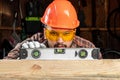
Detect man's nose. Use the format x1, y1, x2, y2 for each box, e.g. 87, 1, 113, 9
57, 37, 64, 43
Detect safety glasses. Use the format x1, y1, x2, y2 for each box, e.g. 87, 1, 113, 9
45, 29, 75, 41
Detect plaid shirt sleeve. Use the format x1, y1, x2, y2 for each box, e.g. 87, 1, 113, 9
72, 36, 95, 48
4, 33, 43, 59
72, 36, 102, 59
4, 34, 102, 59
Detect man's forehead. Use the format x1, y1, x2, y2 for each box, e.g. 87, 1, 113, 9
51, 28, 73, 32
44, 25, 75, 31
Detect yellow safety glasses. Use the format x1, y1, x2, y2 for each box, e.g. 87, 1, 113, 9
45, 29, 75, 41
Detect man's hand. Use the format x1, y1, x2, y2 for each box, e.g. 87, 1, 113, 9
22, 41, 46, 49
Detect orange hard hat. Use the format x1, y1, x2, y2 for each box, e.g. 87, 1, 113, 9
41, 0, 80, 29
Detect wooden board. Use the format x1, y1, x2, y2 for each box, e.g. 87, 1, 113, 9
0, 60, 120, 80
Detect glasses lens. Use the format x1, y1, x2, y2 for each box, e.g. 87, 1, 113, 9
45, 29, 75, 41
62, 31, 75, 41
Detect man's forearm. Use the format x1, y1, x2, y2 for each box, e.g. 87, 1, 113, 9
4, 43, 22, 59
4, 38, 31, 59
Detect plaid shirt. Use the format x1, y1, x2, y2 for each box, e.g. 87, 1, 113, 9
5, 32, 98, 59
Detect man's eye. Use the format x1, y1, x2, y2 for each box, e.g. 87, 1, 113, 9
63, 32, 71, 35
50, 31, 58, 36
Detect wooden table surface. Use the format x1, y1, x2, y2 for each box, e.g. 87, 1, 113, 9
0, 59, 120, 80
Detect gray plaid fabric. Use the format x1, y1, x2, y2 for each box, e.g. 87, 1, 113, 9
5, 32, 98, 59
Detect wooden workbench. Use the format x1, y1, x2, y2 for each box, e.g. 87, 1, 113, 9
0, 60, 120, 80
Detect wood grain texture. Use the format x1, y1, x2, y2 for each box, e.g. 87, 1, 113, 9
0, 60, 120, 80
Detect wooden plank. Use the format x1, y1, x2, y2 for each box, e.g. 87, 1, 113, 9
80, 28, 120, 31
0, 60, 120, 80
0, 26, 21, 30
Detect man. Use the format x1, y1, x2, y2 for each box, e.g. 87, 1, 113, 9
5, 0, 102, 59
